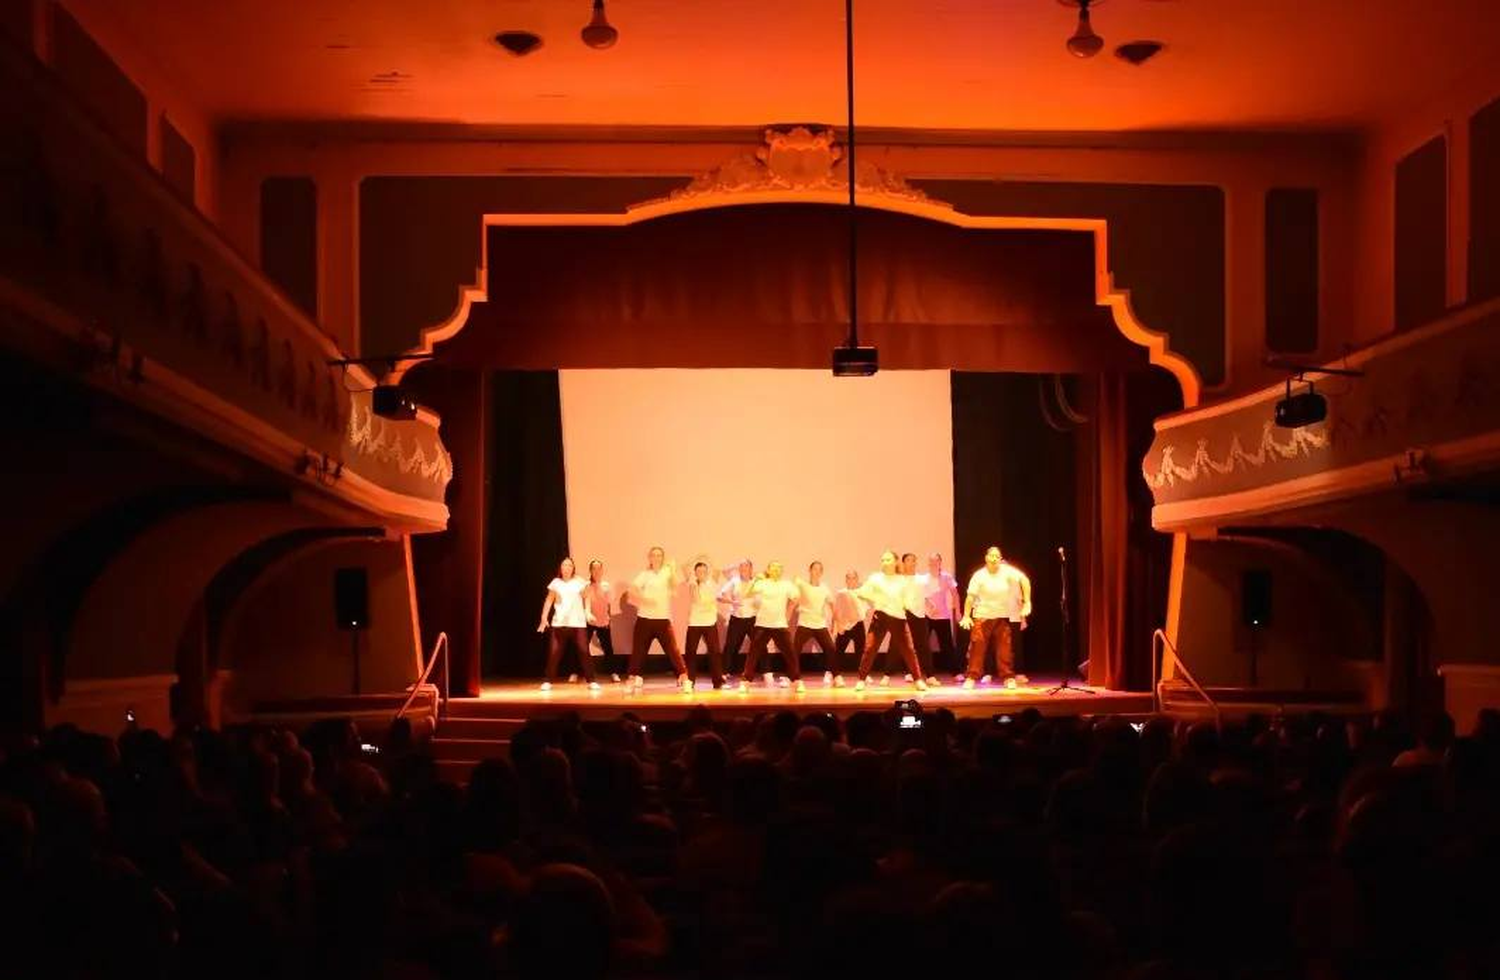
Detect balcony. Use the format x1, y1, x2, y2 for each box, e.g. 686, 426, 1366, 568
1144, 297, 1500, 531
0, 40, 448, 531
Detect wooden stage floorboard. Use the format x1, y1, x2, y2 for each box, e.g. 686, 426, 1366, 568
464, 675, 1152, 722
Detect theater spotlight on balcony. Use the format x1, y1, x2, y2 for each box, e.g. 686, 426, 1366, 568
372, 384, 418, 421
1273, 381, 1326, 429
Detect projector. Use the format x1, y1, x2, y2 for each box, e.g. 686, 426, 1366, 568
1274, 390, 1326, 428
832, 345, 878, 377
371, 384, 418, 421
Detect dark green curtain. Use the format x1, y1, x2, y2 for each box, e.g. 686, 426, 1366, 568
951, 372, 1080, 678
480, 371, 571, 678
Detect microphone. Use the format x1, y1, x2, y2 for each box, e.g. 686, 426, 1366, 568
1057, 546, 1067, 561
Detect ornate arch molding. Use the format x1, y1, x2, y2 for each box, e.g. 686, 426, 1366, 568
391, 126, 1201, 407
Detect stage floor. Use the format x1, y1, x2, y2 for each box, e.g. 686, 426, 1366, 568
466, 674, 1152, 721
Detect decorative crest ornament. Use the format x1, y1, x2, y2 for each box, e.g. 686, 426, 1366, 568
649, 125, 945, 209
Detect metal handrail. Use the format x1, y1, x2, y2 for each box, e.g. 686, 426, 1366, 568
395, 632, 450, 722
1152, 628, 1220, 722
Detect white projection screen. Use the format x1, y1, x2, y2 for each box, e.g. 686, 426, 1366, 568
558, 369, 955, 654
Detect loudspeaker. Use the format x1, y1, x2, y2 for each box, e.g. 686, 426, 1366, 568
1242, 569, 1272, 628
334, 567, 369, 631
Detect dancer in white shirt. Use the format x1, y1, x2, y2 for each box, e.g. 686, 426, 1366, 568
853, 551, 926, 691
684, 559, 727, 690
536, 557, 597, 691
583, 560, 621, 682
959, 545, 1032, 689
718, 559, 758, 678
792, 561, 840, 686
922, 553, 961, 680
739, 561, 805, 692
833, 570, 871, 678
623, 546, 691, 692
900, 552, 940, 686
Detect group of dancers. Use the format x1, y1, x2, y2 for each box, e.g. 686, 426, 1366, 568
537, 546, 1033, 696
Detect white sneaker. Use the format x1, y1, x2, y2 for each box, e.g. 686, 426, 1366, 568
795, 680, 806, 694
903, 673, 914, 683
738, 679, 749, 693
981, 674, 992, 685
1016, 674, 1031, 686
539, 681, 552, 692
953, 673, 967, 683
567, 673, 578, 683
611, 673, 622, 683
854, 679, 866, 692
632, 675, 645, 689
680, 676, 694, 693
962, 678, 976, 691
926, 676, 942, 687
589, 681, 602, 692
1004, 676, 1018, 689
916, 679, 929, 692
834, 675, 846, 688
879, 675, 890, 687
823, 671, 834, 686
765, 672, 776, 687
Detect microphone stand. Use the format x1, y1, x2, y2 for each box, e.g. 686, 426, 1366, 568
1046, 546, 1094, 696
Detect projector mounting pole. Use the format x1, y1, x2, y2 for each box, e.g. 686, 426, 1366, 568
844, 0, 858, 351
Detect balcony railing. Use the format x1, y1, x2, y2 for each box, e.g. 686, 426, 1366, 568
1143, 297, 1500, 531
0, 40, 449, 530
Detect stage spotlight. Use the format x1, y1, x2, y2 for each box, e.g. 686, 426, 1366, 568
832, 344, 878, 377
372, 384, 418, 421
580, 0, 618, 49
1274, 387, 1327, 428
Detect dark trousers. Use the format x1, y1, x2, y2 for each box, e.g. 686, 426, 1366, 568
926, 617, 957, 674
684, 625, 725, 687
545, 626, 593, 682
587, 623, 617, 674
906, 613, 933, 677
859, 612, 920, 680
966, 618, 1015, 680
723, 615, 756, 673
629, 617, 687, 677
835, 623, 866, 670
793, 626, 837, 673
744, 626, 799, 681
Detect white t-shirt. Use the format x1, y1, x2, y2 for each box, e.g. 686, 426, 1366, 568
794, 580, 832, 630
903, 573, 927, 616
924, 570, 959, 619
548, 577, 588, 628
856, 571, 909, 618
584, 580, 612, 625
967, 564, 1031, 621
749, 578, 799, 629
687, 579, 721, 627
631, 566, 678, 620
719, 576, 758, 618
834, 588, 870, 633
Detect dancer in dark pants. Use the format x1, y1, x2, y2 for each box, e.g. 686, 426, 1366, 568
833, 567, 870, 677
536, 557, 597, 691
901, 552, 936, 684
583, 559, 621, 682
793, 561, 840, 685
853, 551, 927, 692
920, 552, 961, 680
684, 560, 726, 690
623, 546, 691, 693
718, 559, 758, 679
739, 561, 804, 691
960, 545, 1032, 689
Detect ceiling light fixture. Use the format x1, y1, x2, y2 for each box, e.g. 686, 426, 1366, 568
1064, 0, 1105, 59
580, 0, 618, 49
832, 0, 877, 377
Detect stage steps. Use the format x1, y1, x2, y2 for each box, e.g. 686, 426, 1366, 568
429, 704, 528, 785
1159, 681, 1369, 719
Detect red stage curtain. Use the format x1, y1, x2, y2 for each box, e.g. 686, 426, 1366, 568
1080, 374, 1130, 690
439, 204, 1147, 374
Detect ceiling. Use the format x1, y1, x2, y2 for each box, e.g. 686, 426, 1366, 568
65, 0, 1500, 133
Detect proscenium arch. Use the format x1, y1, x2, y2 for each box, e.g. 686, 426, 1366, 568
392, 188, 1203, 669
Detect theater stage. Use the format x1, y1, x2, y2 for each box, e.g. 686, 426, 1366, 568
466, 675, 1152, 722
